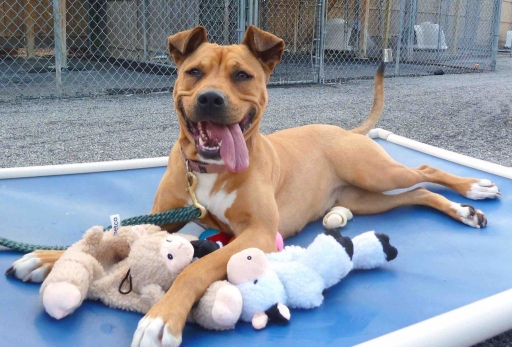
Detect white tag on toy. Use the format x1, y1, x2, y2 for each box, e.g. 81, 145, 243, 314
110, 214, 121, 235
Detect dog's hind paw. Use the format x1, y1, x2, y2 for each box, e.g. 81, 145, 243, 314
466, 179, 501, 200
451, 203, 487, 228
322, 206, 353, 229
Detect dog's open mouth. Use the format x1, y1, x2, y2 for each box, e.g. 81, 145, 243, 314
184, 111, 254, 173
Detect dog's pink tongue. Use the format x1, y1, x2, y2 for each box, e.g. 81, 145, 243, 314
208, 122, 249, 173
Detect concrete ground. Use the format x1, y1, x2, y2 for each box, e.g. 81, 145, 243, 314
0, 54, 511, 345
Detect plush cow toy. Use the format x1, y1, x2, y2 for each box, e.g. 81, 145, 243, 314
225, 229, 398, 329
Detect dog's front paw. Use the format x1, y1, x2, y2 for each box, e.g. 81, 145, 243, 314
466, 179, 500, 200
451, 203, 487, 228
132, 316, 182, 347
5, 251, 52, 282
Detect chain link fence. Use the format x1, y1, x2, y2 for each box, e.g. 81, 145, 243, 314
0, 0, 503, 102
320, 0, 502, 83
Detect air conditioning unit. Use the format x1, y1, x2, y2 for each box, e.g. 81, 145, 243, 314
414, 22, 448, 50
324, 19, 353, 51
505, 31, 512, 49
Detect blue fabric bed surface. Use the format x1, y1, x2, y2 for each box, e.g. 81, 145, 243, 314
0, 139, 510, 347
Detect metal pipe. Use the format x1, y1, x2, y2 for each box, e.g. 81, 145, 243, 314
383, 0, 393, 49
313, 0, 324, 83
405, 0, 417, 60
451, 0, 462, 54
238, 0, 246, 43
253, 0, 259, 27
248, 0, 253, 26
293, 0, 299, 53
141, 0, 147, 61
268, 79, 318, 86
490, 0, 503, 71
355, 0, 360, 53
436, 0, 443, 60
344, 0, 349, 47
224, 0, 230, 44
319, 0, 326, 82
395, 0, 405, 74
378, 0, 383, 40
52, 0, 62, 97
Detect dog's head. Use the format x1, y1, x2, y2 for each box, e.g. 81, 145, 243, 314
169, 26, 284, 173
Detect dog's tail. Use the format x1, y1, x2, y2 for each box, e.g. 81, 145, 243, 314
350, 62, 385, 135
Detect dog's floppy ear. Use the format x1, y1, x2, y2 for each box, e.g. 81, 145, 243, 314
168, 26, 208, 67
242, 25, 285, 74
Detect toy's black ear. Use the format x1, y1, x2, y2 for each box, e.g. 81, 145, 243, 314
168, 26, 208, 67
190, 239, 220, 258
375, 233, 398, 261
265, 303, 290, 325
324, 229, 354, 260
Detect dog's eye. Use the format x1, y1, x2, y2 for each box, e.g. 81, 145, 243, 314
234, 71, 252, 80
167, 253, 173, 260
186, 68, 202, 77
253, 279, 258, 285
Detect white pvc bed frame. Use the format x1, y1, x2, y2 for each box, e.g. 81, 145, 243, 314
1, 129, 512, 347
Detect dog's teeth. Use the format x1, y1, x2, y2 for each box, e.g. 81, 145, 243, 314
199, 138, 205, 146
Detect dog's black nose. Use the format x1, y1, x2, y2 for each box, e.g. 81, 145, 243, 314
196, 90, 226, 114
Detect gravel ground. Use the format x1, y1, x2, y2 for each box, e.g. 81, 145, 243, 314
1, 56, 510, 169
0, 55, 511, 345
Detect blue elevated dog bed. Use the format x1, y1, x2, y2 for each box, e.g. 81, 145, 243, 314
1, 130, 511, 347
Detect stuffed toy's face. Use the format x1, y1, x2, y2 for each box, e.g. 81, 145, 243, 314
227, 248, 268, 285
159, 235, 195, 274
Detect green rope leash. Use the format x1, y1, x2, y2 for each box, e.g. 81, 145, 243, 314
0, 206, 201, 254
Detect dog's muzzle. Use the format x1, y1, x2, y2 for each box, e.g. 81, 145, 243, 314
195, 89, 227, 121
179, 99, 255, 173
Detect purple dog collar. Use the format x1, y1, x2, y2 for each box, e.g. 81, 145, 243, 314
180, 147, 227, 174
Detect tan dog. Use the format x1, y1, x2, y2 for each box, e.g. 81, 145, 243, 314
7, 26, 500, 346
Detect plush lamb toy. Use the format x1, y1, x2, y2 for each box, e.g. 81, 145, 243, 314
39, 224, 242, 331
226, 229, 398, 329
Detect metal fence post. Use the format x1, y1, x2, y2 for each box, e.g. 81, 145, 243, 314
238, 0, 247, 43
491, 0, 503, 71
253, 0, 259, 27
52, 0, 63, 97
248, 0, 253, 26
318, 0, 326, 83
395, 0, 405, 75
313, 0, 325, 84
436, 0, 443, 61
141, 0, 148, 61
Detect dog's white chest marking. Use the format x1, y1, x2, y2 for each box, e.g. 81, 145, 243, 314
188, 173, 237, 225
